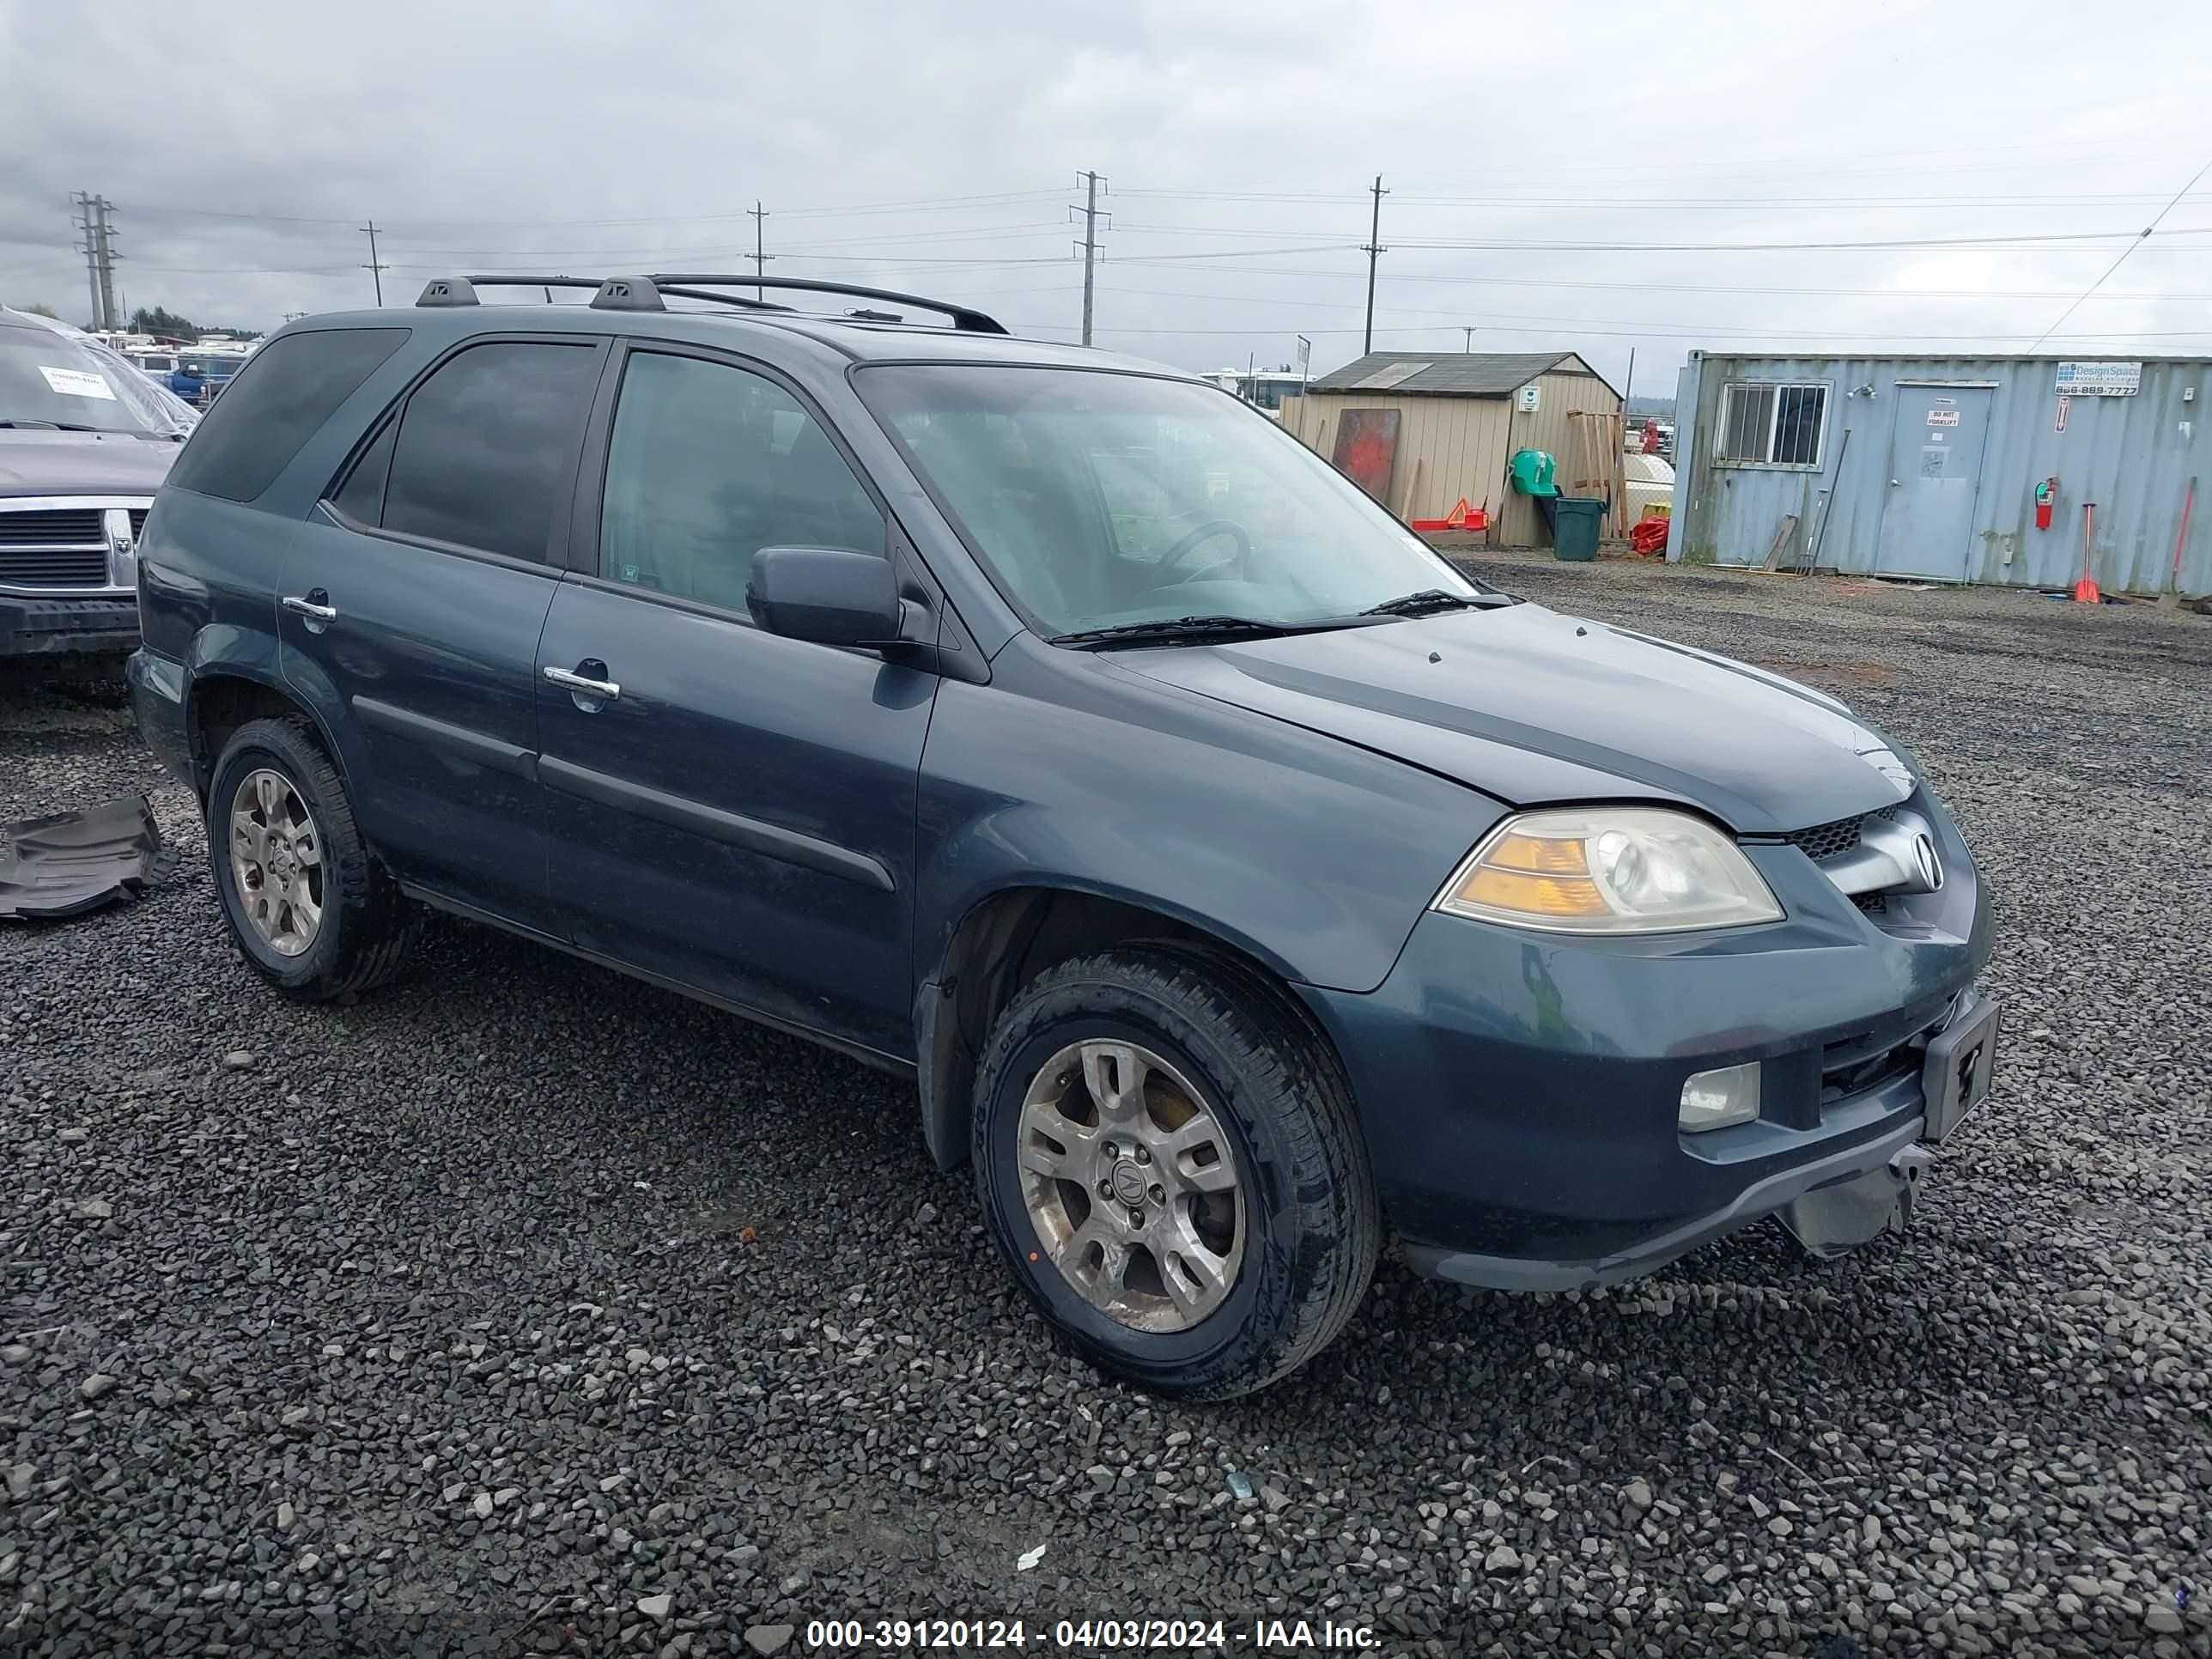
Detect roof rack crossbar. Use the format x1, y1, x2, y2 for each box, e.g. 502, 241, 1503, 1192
647, 274, 1007, 335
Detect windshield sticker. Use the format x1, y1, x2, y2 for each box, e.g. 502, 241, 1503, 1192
40, 366, 118, 400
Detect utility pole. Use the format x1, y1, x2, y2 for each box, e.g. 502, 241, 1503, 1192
360, 221, 387, 307
748, 202, 770, 301
1072, 171, 1107, 348
1624, 346, 1637, 411
1362, 174, 1387, 356
71, 192, 104, 329
93, 198, 119, 333
1462, 325, 1476, 353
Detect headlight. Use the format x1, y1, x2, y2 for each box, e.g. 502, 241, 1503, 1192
1432, 807, 1784, 934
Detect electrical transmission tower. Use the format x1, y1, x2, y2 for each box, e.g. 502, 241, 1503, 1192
1071, 171, 1109, 347
71, 192, 120, 330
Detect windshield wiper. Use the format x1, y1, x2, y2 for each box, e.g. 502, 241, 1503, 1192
1359, 587, 1514, 617
1051, 614, 1364, 648
0, 419, 110, 434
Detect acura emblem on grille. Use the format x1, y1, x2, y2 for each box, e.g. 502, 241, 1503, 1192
1912, 834, 1942, 891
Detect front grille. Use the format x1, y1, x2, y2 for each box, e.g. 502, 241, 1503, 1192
0, 501, 143, 591
128, 507, 149, 538
1782, 802, 1899, 864
0, 547, 109, 586
1784, 813, 1863, 862
0, 508, 103, 546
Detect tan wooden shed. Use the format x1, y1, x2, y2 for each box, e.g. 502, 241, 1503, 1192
1279, 350, 1625, 549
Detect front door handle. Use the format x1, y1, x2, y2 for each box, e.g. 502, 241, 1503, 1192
282, 593, 337, 622
544, 663, 621, 702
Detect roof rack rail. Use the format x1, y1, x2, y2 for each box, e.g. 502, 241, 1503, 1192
416, 272, 1007, 334
646, 274, 1007, 335
415, 275, 790, 313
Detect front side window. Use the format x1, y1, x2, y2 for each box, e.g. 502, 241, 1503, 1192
599, 350, 883, 614
380, 342, 599, 561
855, 365, 1478, 636
1715, 381, 1827, 469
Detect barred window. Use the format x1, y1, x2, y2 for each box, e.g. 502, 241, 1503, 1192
1715, 381, 1827, 468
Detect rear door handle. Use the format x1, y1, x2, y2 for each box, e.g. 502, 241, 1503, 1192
544, 664, 621, 702
282, 594, 337, 621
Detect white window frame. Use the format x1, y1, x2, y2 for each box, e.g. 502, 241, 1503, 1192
1713, 380, 1831, 471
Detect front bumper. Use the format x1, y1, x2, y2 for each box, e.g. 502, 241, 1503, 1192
1304, 790, 1993, 1289
0, 593, 138, 658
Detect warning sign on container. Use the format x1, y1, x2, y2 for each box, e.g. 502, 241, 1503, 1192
1925, 410, 1960, 427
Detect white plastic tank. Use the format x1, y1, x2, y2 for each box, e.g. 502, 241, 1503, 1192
1624, 453, 1675, 524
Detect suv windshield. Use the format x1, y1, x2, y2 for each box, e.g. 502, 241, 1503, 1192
857, 365, 1481, 637
0, 323, 193, 436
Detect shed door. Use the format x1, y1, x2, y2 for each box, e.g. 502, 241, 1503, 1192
1873, 386, 1991, 580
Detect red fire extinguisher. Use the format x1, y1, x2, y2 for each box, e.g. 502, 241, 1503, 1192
2033, 477, 2057, 531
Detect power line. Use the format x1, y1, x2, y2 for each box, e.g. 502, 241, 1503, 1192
106, 188, 1070, 233
2027, 152, 2212, 350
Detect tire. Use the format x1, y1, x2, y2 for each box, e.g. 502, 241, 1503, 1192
206, 716, 417, 1002
972, 944, 1379, 1399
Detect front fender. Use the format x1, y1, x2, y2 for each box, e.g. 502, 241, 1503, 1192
915, 645, 1498, 995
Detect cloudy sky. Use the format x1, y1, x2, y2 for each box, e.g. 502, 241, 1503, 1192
3, 0, 2208, 392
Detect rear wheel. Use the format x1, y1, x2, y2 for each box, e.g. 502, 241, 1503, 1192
207, 717, 416, 1001
973, 945, 1378, 1398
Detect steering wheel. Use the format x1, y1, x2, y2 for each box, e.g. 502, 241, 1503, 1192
1158, 518, 1253, 583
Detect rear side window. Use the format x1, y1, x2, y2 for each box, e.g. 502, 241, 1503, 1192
379, 342, 599, 562
166, 328, 410, 502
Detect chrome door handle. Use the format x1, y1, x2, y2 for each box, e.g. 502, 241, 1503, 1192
282, 594, 337, 621
544, 665, 621, 701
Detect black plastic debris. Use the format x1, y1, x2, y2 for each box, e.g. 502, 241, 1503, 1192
0, 794, 172, 920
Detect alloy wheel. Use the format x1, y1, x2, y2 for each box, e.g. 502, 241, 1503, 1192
228, 768, 324, 957
1016, 1038, 1247, 1333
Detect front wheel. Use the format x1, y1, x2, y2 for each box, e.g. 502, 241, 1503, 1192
972, 945, 1378, 1398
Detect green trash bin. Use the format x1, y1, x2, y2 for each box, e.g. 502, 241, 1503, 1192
1551, 497, 1604, 562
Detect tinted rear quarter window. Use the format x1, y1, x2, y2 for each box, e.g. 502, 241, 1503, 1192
380, 342, 599, 562
166, 328, 410, 502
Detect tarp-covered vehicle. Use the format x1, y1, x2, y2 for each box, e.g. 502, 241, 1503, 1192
0, 307, 195, 659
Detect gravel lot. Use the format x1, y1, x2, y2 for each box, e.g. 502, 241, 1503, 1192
3, 560, 2208, 1657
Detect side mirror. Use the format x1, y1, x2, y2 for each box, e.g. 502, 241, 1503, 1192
746, 546, 905, 648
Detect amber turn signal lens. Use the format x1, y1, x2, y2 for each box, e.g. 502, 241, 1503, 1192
1454, 866, 1609, 917
1482, 831, 1591, 875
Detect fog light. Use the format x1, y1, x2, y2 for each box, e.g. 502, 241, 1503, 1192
1680, 1061, 1760, 1133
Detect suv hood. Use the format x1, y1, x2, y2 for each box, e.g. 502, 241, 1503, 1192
0, 430, 181, 496
1111, 602, 1914, 835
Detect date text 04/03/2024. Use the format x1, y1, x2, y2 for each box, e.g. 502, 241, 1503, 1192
800, 1618, 1380, 1650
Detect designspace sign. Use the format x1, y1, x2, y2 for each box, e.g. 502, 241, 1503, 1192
2052, 361, 2142, 396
